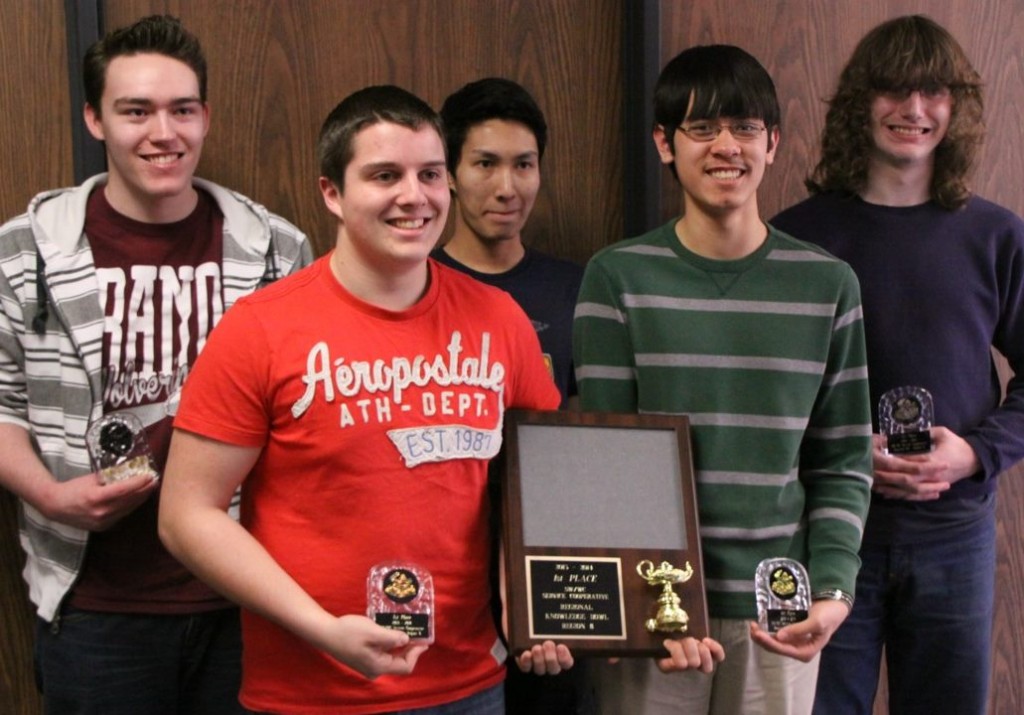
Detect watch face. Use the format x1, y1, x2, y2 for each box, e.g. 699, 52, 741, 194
812, 590, 852, 607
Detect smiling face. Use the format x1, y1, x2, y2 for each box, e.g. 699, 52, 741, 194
84, 53, 209, 222
321, 121, 450, 278
450, 119, 541, 246
868, 87, 952, 171
655, 115, 778, 221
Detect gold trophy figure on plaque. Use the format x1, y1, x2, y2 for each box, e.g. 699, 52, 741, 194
637, 560, 693, 634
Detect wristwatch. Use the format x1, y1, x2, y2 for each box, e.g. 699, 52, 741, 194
811, 589, 855, 610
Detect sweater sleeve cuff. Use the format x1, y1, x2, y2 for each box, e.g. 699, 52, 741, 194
963, 433, 995, 482
811, 548, 862, 598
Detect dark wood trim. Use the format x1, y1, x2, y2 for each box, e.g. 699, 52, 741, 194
64, 0, 106, 183
622, 0, 661, 237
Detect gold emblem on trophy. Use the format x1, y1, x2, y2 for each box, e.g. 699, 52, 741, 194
637, 560, 693, 634
383, 570, 419, 601
770, 566, 798, 598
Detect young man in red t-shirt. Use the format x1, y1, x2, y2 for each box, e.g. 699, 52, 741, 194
159, 85, 570, 714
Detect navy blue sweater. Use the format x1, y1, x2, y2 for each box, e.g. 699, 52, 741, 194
772, 193, 1024, 543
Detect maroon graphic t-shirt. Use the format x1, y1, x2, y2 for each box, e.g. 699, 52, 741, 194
71, 186, 229, 613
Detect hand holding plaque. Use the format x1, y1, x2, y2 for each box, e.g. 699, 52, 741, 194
879, 386, 934, 455
85, 412, 159, 485
501, 410, 709, 656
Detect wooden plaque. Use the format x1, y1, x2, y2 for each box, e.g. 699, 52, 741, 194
501, 410, 708, 656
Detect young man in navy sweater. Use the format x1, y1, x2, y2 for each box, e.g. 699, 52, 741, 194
772, 15, 1024, 715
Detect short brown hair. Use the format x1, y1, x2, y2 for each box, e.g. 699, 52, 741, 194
83, 15, 206, 116
318, 85, 444, 191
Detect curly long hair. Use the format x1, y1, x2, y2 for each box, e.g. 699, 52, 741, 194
807, 15, 984, 209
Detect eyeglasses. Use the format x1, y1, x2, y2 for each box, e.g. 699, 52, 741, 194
677, 121, 768, 142
876, 86, 951, 101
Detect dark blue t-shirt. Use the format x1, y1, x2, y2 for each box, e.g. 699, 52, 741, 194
432, 247, 583, 408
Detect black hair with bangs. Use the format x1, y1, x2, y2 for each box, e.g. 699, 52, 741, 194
440, 77, 547, 174
654, 44, 780, 134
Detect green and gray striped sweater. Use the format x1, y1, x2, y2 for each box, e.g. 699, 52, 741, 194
573, 220, 872, 619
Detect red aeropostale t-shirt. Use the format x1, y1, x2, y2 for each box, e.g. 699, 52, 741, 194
175, 257, 560, 714
72, 186, 228, 613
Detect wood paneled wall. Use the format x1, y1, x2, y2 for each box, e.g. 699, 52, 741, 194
0, 2, 623, 713
0, 0, 71, 710
656, 1, 1024, 225
657, 3, 1024, 714
1, 2, 1021, 714
103, 0, 624, 263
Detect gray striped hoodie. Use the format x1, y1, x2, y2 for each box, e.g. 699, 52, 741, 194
0, 174, 313, 620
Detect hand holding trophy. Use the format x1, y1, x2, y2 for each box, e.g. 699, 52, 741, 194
879, 386, 934, 455
367, 563, 434, 644
85, 412, 159, 485
755, 558, 810, 634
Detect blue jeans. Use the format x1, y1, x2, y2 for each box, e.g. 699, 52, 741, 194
812, 508, 996, 715
388, 683, 504, 715
35, 606, 247, 715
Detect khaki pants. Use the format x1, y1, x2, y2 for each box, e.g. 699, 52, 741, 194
590, 618, 819, 715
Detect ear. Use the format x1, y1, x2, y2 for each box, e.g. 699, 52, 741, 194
319, 177, 344, 222
200, 102, 211, 139
652, 125, 675, 165
447, 170, 457, 195
765, 126, 780, 165
83, 103, 104, 141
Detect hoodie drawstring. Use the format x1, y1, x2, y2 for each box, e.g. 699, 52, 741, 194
31, 253, 49, 336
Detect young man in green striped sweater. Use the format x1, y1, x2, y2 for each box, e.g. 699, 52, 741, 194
574, 45, 873, 715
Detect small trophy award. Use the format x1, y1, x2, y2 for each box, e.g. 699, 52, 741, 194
85, 412, 159, 485
755, 558, 810, 634
879, 386, 934, 455
367, 563, 434, 643
637, 560, 693, 634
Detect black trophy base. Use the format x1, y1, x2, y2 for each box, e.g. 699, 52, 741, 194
887, 430, 932, 455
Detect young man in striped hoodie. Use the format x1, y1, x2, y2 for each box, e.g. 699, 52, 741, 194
573, 44, 873, 715
0, 15, 311, 714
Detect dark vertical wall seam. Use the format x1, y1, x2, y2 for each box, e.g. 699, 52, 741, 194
65, 0, 106, 183
622, 0, 661, 237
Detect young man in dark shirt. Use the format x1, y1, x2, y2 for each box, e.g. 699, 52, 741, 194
434, 78, 583, 408
772, 16, 1024, 715
432, 77, 589, 714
